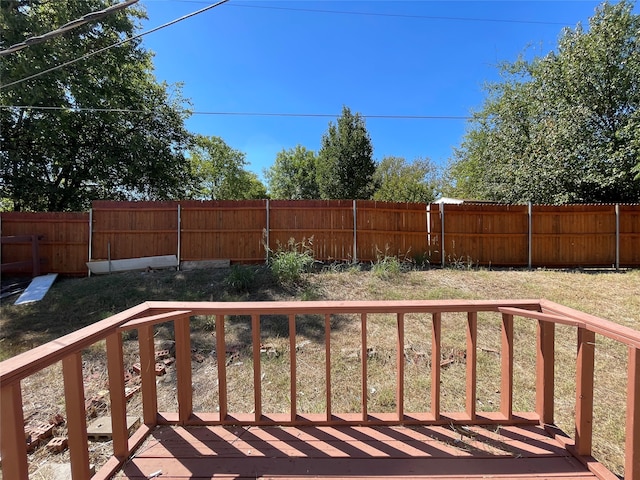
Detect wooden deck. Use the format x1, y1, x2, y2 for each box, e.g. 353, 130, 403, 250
115, 424, 597, 479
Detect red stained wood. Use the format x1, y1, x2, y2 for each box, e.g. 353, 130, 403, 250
627, 347, 640, 480
63, 352, 91, 479
175, 315, 193, 425
0, 382, 28, 479
501, 313, 514, 419
106, 332, 128, 459
361, 313, 368, 421
536, 320, 555, 425
575, 328, 595, 457
431, 312, 442, 419
114, 425, 599, 479
396, 312, 405, 421
138, 324, 158, 426
466, 312, 478, 420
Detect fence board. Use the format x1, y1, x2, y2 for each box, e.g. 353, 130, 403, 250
91, 201, 179, 261
356, 200, 428, 262
1, 212, 89, 275
620, 205, 640, 266
532, 205, 616, 267
439, 204, 529, 267
180, 200, 266, 263
269, 200, 354, 262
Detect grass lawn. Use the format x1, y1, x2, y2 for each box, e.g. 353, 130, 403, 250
1, 265, 638, 477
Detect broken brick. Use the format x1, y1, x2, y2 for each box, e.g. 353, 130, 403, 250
46, 437, 68, 453
26, 422, 54, 441
155, 349, 170, 359
49, 414, 65, 426
155, 363, 166, 376
132, 363, 141, 374
125, 385, 141, 400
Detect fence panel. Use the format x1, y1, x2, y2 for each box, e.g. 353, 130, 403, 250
620, 205, 640, 267
91, 201, 178, 261
1, 212, 89, 275
440, 204, 529, 267
532, 205, 616, 267
180, 200, 266, 263
356, 200, 428, 263
269, 200, 353, 262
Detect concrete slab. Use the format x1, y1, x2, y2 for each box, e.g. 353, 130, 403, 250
87, 416, 140, 441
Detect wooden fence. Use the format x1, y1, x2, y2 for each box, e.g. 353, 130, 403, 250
1, 201, 639, 276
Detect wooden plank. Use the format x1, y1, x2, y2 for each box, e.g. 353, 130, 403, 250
175, 315, 193, 425
138, 324, 158, 426
14, 273, 57, 305
215, 315, 228, 420
106, 332, 128, 459
325, 314, 332, 422
63, 352, 91, 480
0, 382, 29, 479
626, 347, 640, 480
498, 307, 585, 328
466, 312, 477, 420
575, 328, 595, 457
361, 313, 368, 421
431, 312, 441, 420
289, 314, 297, 422
252, 314, 262, 421
86, 255, 178, 274
501, 313, 514, 419
536, 320, 555, 425
397, 313, 405, 421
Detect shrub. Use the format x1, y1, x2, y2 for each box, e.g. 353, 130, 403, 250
224, 265, 256, 292
268, 237, 315, 285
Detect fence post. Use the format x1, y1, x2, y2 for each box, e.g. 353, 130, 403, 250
528, 202, 533, 269
88, 208, 93, 277
439, 202, 445, 267
177, 204, 181, 271
353, 200, 357, 263
266, 199, 270, 264
615, 203, 620, 271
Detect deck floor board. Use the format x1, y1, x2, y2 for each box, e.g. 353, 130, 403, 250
114, 424, 598, 479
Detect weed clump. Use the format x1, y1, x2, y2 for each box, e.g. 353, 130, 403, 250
224, 265, 256, 292
371, 245, 409, 279
267, 236, 315, 285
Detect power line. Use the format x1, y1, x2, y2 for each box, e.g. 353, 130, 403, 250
0, 0, 140, 56
0, 0, 230, 90
0, 105, 472, 120
173, 0, 571, 26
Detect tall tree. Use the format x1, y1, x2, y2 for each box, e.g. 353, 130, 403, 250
316, 106, 376, 199
0, 0, 193, 211
188, 135, 266, 200
373, 156, 439, 203
265, 145, 319, 199
447, 1, 640, 204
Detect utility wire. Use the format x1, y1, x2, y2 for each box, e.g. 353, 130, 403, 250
0, 0, 140, 56
0, 105, 472, 120
0, 0, 230, 90
174, 0, 571, 26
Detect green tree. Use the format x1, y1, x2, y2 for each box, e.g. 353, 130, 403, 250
448, 1, 640, 204
316, 106, 376, 199
188, 135, 266, 200
264, 145, 319, 199
373, 156, 439, 203
0, 0, 193, 211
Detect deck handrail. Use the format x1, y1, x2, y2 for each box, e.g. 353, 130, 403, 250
1, 299, 638, 480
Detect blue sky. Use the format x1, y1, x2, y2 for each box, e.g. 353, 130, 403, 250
138, 0, 619, 181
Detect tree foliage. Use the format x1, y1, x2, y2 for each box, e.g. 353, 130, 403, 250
316, 106, 376, 199
265, 145, 319, 199
373, 156, 439, 203
188, 135, 266, 200
448, 1, 640, 204
0, 0, 193, 211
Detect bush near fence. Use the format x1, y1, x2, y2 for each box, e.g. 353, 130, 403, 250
1, 201, 639, 276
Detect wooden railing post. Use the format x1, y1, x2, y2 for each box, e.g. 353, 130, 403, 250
138, 324, 158, 426
501, 313, 514, 419
431, 312, 441, 419
106, 332, 128, 459
215, 315, 228, 420
575, 328, 595, 457
325, 314, 332, 422
397, 313, 405, 421
175, 315, 193, 425
466, 312, 477, 420
536, 320, 555, 424
361, 313, 368, 422
0, 382, 29, 479
626, 346, 640, 479
63, 352, 91, 480
252, 314, 262, 421
289, 314, 297, 422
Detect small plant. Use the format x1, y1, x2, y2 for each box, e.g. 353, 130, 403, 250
267, 236, 315, 285
411, 251, 431, 270
371, 245, 408, 279
224, 265, 256, 292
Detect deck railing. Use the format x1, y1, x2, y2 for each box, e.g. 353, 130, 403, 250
1, 299, 638, 480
